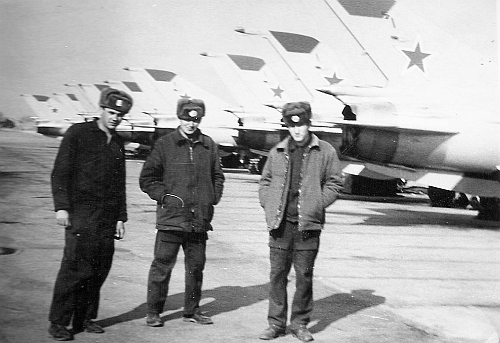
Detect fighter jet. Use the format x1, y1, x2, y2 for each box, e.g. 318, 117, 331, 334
123, 67, 254, 167
21, 94, 84, 136
63, 83, 101, 118
236, 0, 500, 219
200, 52, 290, 119
51, 93, 89, 118
123, 67, 244, 126
200, 51, 343, 164
123, 67, 244, 157
25, 85, 154, 148
67, 82, 156, 146
103, 80, 171, 122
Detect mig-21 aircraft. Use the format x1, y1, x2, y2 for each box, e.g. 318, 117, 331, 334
234, 0, 500, 219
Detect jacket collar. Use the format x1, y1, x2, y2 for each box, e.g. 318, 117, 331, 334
89, 119, 119, 138
173, 127, 209, 148
89, 119, 101, 132
276, 133, 320, 153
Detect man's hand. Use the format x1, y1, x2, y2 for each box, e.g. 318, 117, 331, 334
115, 221, 125, 240
56, 210, 70, 227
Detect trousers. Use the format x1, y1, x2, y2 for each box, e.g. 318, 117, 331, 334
49, 232, 114, 327
147, 230, 207, 316
48, 206, 116, 327
267, 221, 319, 329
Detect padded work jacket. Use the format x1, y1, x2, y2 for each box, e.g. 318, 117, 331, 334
259, 134, 343, 231
139, 128, 224, 233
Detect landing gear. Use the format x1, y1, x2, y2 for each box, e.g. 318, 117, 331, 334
247, 156, 268, 174
429, 187, 500, 221
428, 186, 455, 208
476, 197, 500, 221
343, 174, 399, 196
221, 153, 243, 169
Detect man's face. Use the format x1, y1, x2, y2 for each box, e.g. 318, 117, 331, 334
288, 124, 310, 145
179, 117, 201, 136
100, 107, 124, 130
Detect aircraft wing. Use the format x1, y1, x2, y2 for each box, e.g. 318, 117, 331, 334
129, 120, 176, 130
331, 118, 459, 134
229, 123, 282, 132
249, 148, 270, 157
343, 161, 500, 198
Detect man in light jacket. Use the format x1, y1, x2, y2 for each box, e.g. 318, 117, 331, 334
258, 101, 343, 342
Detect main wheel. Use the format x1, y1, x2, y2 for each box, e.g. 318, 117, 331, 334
428, 186, 455, 208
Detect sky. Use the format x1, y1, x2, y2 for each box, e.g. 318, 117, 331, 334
0, 0, 331, 120
0, 0, 498, 121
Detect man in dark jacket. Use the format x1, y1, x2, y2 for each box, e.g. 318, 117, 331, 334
49, 88, 133, 341
258, 102, 343, 342
139, 98, 224, 327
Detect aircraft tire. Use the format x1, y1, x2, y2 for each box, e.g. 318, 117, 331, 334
344, 175, 398, 197
428, 186, 455, 208
477, 197, 500, 221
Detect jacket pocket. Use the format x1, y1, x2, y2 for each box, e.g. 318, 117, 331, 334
161, 193, 185, 209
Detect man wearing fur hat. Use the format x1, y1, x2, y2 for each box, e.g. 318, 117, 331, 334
48, 88, 133, 340
258, 101, 343, 342
139, 98, 224, 328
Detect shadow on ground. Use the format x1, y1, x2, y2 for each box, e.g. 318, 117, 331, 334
310, 289, 385, 333
97, 285, 385, 335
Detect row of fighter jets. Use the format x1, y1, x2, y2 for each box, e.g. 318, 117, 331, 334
22, 0, 500, 219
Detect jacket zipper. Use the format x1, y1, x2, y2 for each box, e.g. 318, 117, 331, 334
276, 152, 289, 229
297, 150, 307, 230
189, 142, 195, 231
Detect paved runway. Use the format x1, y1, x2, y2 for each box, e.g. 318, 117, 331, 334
0, 129, 499, 343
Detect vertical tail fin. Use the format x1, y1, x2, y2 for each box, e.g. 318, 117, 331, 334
103, 80, 159, 122
51, 93, 85, 121
124, 67, 238, 127
21, 94, 56, 121
63, 93, 89, 116
234, 29, 348, 120
64, 84, 100, 116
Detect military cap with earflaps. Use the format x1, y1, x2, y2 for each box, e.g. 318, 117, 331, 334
177, 98, 205, 120
282, 101, 312, 127
99, 88, 133, 114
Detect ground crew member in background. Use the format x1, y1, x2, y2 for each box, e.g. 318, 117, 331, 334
139, 98, 224, 328
258, 101, 343, 342
49, 88, 133, 341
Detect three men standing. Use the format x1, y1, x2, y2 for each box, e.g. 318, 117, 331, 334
48, 93, 340, 342
258, 102, 343, 341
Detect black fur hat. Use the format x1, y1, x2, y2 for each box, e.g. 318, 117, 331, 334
176, 98, 205, 120
282, 101, 311, 126
99, 88, 133, 114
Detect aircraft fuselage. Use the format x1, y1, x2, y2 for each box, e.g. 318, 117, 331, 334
341, 123, 500, 178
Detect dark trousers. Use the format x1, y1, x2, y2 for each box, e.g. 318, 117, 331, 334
147, 230, 207, 316
49, 205, 116, 327
49, 231, 114, 327
267, 221, 319, 329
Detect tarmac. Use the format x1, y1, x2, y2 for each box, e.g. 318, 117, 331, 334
0, 128, 499, 343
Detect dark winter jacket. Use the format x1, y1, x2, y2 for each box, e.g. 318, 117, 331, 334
51, 120, 127, 222
259, 134, 343, 231
139, 128, 225, 232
